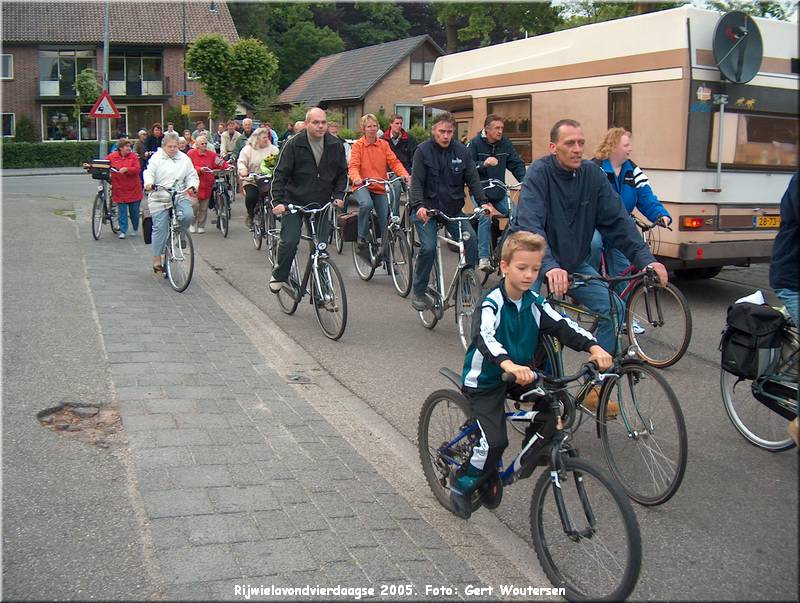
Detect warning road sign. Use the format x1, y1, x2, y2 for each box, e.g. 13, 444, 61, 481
89, 91, 121, 118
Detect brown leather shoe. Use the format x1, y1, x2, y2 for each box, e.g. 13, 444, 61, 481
584, 385, 619, 418
788, 417, 799, 447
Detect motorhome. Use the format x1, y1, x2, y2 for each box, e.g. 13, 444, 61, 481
422, 6, 798, 278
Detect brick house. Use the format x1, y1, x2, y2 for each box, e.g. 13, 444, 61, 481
278, 35, 444, 131
1, 1, 238, 142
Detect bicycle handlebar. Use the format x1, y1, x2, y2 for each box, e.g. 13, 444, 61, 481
351, 176, 406, 193
569, 265, 659, 288
481, 178, 521, 192
425, 206, 488, 221
285, 202, 332, 215
633, 215, 672, 232
501, 362, 598, 389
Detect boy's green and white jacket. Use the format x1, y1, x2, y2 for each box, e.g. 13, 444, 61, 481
462, 281, 598, 390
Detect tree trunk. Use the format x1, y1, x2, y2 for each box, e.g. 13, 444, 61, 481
445, 13, 459, 53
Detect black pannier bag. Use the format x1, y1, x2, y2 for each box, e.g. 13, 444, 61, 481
337, 212, 359, 242
719, 302, 786, 380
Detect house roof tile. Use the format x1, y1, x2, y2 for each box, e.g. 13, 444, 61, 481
279, 35, 443, 105
2, 1, 239, 45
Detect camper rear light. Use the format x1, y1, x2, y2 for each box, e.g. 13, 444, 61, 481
680, 215, 715, 231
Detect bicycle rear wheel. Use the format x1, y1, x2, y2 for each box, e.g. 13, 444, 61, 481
252, 206, 264, 250
599, 362, 687, 505
91, 191, 104, 240
456, 268, 482, 351
417, 389, 480, 516
312, 259, 348, 340
625, 282, 692, 368
419, 258, 442, 329
109, 202, 119, 233
266, 210, 278, 265
218, 190, 230, 237
276, 258, 301, 315
165, 228, 194, 292
352, 224, 377, 281
331, 206, 344, 254
530, 457, 642, 602
389, 230, 413, 298
721, 370, 796, 452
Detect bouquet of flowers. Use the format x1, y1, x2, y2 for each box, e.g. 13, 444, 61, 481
259, 153, 278, 177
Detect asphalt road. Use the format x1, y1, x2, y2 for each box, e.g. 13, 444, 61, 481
6, 174, 797, 601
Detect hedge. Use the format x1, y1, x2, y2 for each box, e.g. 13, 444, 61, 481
1, 142, 102, 169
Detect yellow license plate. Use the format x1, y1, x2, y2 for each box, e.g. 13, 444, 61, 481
755, 215, 781, 228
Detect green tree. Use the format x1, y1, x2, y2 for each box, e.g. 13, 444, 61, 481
73, 67, 100, 121
274, 21, 344, 89
13, 115, 37, 142
706, 0, 793, 20
230, 38, 279, 105
557, 1, 687, 30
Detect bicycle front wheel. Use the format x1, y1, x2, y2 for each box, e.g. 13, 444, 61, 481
456, 268, 482, 351
312, 259, 348, 340
352, 228, 377, 281
91, 191, 104, 240
721, 370, 796, 452
109, 202, 119, 233
276, 258, 301, 315
417, 389, 478, 516
530, 457, 642, 602
389, 230, 413, 298
252, 207, 264, 250
419, 258, 441, 329
218, 190, 230, 237
165, 228, 194, 292
626, 282, 692, 368
332, 206, 344, 254
599, 362, 687, 505
266, 210, 278, 265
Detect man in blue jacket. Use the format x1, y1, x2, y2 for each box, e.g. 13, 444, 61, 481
510, 119, 669, 361
467, 114, 527, 272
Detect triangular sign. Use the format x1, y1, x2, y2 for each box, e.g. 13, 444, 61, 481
89, 90, 121, 118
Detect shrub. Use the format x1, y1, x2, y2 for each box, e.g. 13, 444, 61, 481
164, 106, 190, 132
1, 142, 100, 168
339, 128, 360, 141
409, 124, 430, 143
13, 115, 37, 142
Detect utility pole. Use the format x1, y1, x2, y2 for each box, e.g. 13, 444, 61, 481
182, 1, 188, 126
99, 0, 110, 156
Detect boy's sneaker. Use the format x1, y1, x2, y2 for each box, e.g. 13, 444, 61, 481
478, 258, 493, 272
452, 464, 482, 494
584, 385, 619, 418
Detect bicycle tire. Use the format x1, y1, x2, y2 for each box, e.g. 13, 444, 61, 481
625, 282, 692, 368
720, 369, 796, 452
352, 226, 377, 281
456, 268, 482, 351
109, 201, 119, 233
252, 206, 264, 250
312, 259, 348, 340
599, 361, 687, 505
419, 257, 441, 329
417, 389, 480, 516
91, 191, 104, 240
266, 210, 278, 266
276, 258, 301, 315
219, 190, 230, 238
165, 228, 194, 293
530, 456, 642, 602
332, 206, 344, 254
389, 230, 413, 298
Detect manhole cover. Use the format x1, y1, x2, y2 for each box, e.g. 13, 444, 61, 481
37, 402, 124, 448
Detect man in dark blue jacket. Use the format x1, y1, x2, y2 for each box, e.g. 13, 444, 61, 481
467, 114, 527, 271
410, 112, 487, 311
510, 118, 669, 358
769, 173, 799, 326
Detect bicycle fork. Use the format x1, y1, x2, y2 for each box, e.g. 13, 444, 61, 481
641, 284, 665, 327
549, 437, 597, 541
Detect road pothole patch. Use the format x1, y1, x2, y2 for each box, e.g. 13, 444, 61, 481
37, 402, 125, 449
53, 208, 76, 220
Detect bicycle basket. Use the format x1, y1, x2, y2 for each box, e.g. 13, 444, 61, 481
90, 159, 111, 181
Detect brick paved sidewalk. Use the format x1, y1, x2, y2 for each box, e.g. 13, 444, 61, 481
82, 230, 495, 600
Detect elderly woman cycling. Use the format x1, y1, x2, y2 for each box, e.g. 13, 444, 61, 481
237, 127, 278, 228
143, 132, 198, 273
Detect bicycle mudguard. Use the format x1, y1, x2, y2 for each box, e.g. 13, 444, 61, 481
438, 367, 463, 390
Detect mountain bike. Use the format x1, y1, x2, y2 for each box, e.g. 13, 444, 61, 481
416, 207, 486, 350
206, 167, 234, 237
83, 162, 119, 240
350, 177, 413, 297
721, 317, 799, 452
536, 270, 688, 506
472, 178, 521, 286
418, 364, 642, 601
270, 202, 348, 341
150, 184, 194, 293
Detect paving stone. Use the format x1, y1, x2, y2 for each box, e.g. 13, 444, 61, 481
268, 480, 308, 505
424, 548, 483, 582
135, 468, 174, 492
240, 444, 275, 462
169, 465, 234, 488
141, 488, 214, 518
227, 463, 270, 486
159, 544, 241, 584
371, 529, 428, 562
148, 517, 191, 549
322, 559, 369, 586
285, 425, 320, 444
185, 513, 261, 545
123, 413, 177, 432
311, 492, 355, 519
328, 517, 379, 548
176, 413, 230, 429
397, 559, 447, 582
283, 502, 329, 533
349, 546, 406, 582
397, 519, 448, 550
298, 530, 352, 565
233, 540, 318, 576
375, 493, 420, 520
162, 385, 235, 399
349, 501, 394, 530
189, 445, 252, 465
133, 446, 194, 470
208, 485, 280, 513
127, 431, 158, 449
162, 582, 213, 601
253, 510, 298, 540
156, 428, 213, 447
144, 399, 197, 414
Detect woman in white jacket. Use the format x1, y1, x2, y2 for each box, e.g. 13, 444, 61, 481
143, 132, 199, 273
237, 127, 278, 228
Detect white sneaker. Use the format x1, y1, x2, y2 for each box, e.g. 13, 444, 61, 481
118, 232, 126, 239
197, 227, 205, 234
478, 258, 493, 272
623, 320, 646, 335
189, 225, 197, 233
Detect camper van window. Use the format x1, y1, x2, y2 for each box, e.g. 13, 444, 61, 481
608, 87, 632, 132
487, 97, 532, 163
708, 112, 798, 170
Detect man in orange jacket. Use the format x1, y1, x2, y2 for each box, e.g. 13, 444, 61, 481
349, 114, 411, 251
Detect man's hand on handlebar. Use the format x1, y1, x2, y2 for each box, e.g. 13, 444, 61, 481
647, 262, 669, 287
480, 203, 499, 218
587, 345, 613, 371
499, 360, 535, 386
272, 203, 286, 216
402, 175, 412, 188
333, 198, 344, 209
546, 268, 570, 297
416, 206, 430, 224
483, 157, 499, 168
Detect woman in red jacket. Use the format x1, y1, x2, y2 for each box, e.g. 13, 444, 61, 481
106, 137, 143, 239
187, 134, 229, 233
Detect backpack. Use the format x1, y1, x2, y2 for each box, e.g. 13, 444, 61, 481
719, 303, 787, 380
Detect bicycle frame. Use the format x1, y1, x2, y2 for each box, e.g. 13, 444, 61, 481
427, 211, 477, 313
357, 176, 406, 260
284, 203, 333, 302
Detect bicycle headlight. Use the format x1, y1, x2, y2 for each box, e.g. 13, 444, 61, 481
317, 241, 327, 252
390, 215, 401, 225
462, 232, 471, 241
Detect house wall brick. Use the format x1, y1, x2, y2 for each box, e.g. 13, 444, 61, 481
1, 46, 42, 138
365, 55, 428, 120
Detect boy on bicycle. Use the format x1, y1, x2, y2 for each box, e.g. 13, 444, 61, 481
455, 231, 613, 505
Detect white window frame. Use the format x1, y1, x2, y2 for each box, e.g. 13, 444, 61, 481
2, 113, 15, 137
1, 54, 13, 80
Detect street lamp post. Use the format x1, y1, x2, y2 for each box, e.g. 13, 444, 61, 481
100, 0, 110, 156
182, 1, 187, 121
